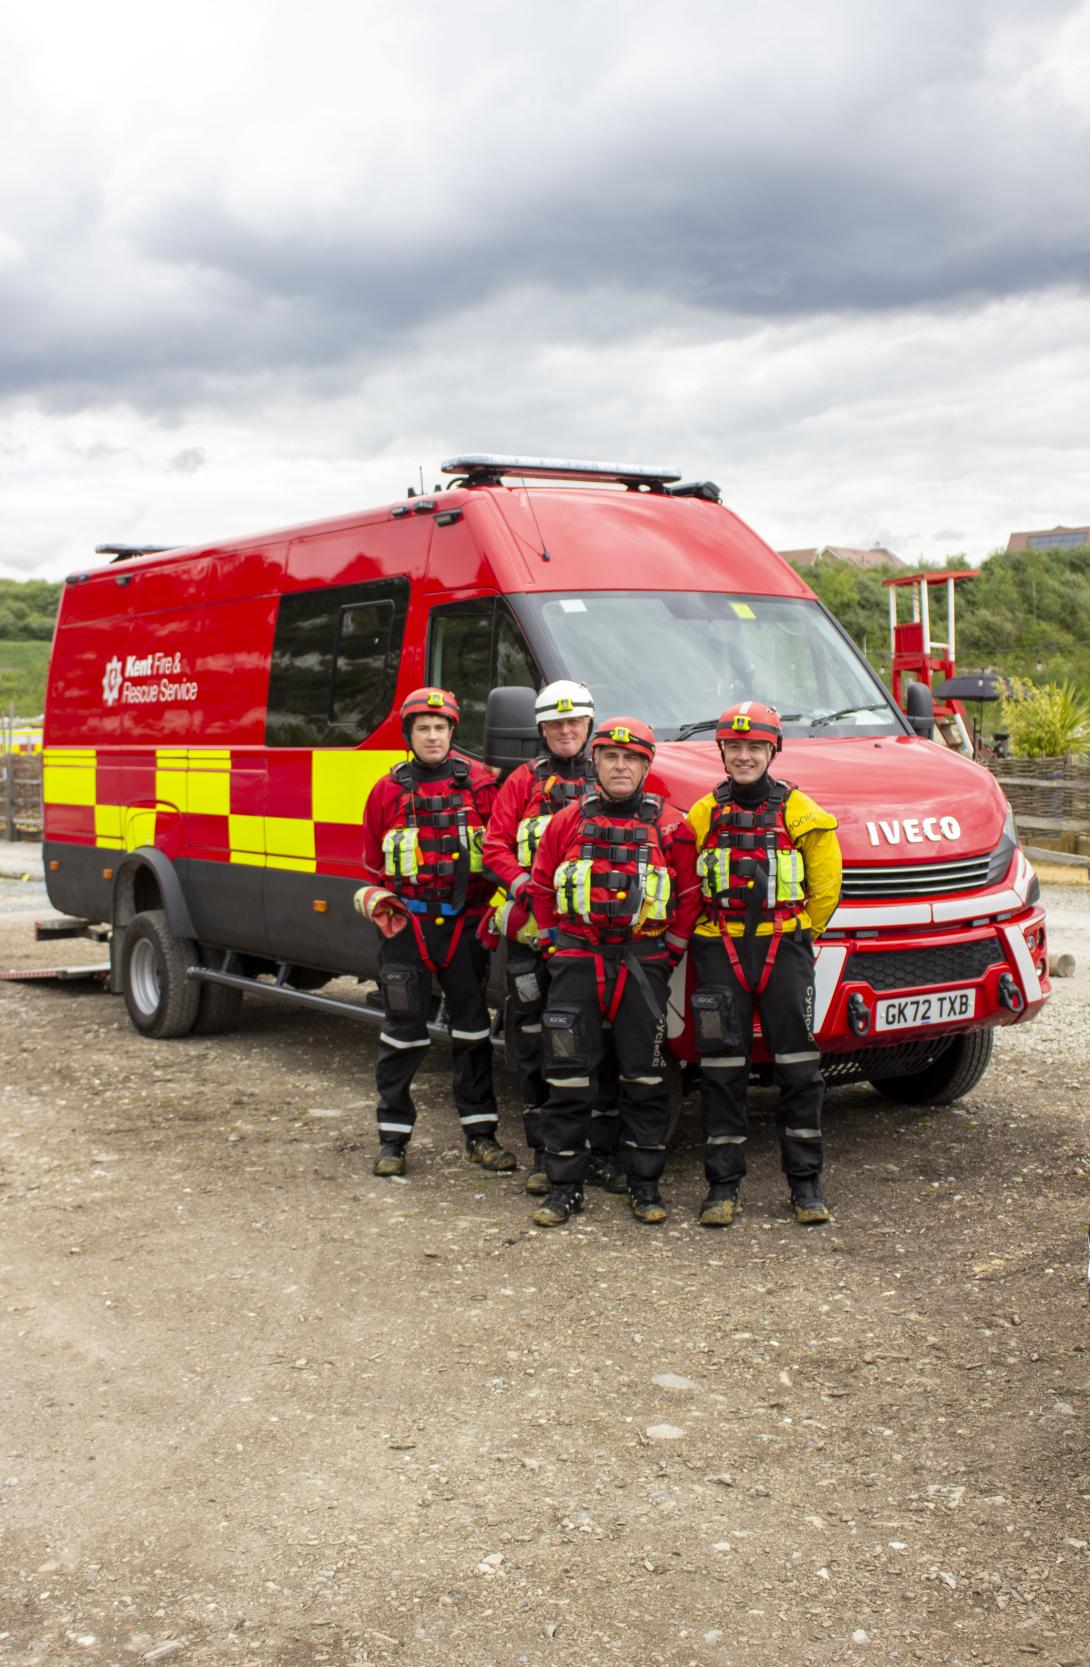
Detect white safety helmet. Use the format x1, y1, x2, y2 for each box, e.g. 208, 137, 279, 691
535, 680, 595, 725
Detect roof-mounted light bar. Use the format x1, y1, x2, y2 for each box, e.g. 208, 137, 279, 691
664, 480, 721, 503
441, 454, 682, 488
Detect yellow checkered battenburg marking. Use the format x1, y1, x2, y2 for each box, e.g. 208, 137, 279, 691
43, 745, 403, 873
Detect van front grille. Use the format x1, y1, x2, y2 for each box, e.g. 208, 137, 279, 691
841, 847, 1011, 900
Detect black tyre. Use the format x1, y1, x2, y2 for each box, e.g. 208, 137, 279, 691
869, 1028, 995, 1107
120, 909, 201, 1039
193, 976, 244, 1036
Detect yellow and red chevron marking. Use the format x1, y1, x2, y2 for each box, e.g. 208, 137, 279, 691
42, 746, 403, 872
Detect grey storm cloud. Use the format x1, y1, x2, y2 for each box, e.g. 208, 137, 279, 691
166, 447, 206, 474
2, 0, 1089, 413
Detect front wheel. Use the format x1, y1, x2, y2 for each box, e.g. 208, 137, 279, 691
121, 909, 201, 1039
869, 1028, 995, 1107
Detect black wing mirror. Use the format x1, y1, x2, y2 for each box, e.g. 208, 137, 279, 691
905, 681, 935, 739
484, 686, 538, 775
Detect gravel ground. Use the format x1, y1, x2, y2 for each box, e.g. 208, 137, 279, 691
1, 855, 1088, 1667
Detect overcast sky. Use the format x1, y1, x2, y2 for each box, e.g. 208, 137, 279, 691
2, 0, 1089, 581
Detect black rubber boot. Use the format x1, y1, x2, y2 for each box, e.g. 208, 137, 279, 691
790, 1175, 831, 1225
525, 1151, 550, 1196
533, 1185, 585, 1228
629, 1181, 667, 1225
464, 1134, 517, 1172
698, 1182, 741, 1227
373, 1141, 408, 1178
586, 1154, 628, 1194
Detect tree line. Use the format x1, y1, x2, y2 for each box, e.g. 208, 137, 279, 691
0, 579, 62, 642
797, 546, 1090, 693
1, 549, 1088, 722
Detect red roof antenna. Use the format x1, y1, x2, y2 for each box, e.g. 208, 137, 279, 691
884, 569, 978, 751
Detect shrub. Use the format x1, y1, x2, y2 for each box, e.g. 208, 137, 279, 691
998, 677, 1090, 758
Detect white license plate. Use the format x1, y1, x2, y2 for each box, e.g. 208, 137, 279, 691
873, 988, 978, 1031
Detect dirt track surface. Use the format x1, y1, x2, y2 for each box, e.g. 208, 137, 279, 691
1, 860, 1088, 1667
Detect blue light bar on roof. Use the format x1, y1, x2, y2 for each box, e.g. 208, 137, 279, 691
441, 454, 682, 485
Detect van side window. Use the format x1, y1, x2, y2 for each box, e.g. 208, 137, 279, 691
267, 578, 409, 747
428, 599, 538, 754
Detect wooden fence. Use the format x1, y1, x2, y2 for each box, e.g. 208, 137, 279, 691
4, 747, 1086, 852
981, 755, 1090, 847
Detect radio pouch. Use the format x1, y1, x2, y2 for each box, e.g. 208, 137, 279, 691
691, 984, 743, 1053
541, 1006, 588, 1070
380, 963, 421, 1019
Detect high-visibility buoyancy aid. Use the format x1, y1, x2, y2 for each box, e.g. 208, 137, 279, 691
515, 754, 597, 867
381, 759, 486, 914
553, 791, 672, 939
696, 777, 805, 931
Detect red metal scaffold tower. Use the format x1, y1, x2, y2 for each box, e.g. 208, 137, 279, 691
884, 569, 978, 753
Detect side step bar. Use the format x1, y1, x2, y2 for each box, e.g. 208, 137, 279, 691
189, 961, 505, 1049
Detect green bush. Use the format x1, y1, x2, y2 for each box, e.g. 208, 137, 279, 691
998, 677, 1090, 758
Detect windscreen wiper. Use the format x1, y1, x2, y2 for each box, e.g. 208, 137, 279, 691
808, 702, 889, 728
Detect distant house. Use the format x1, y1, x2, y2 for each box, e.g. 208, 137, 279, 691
1006, 525, 1090, 553
780, 544, 905, 571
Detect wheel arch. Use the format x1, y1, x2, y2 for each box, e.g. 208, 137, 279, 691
113, 848, 197, 941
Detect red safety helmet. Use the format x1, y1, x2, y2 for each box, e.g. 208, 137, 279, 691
716, 701, 782, 753
590, 715, 656, 763
400, 686, 460, 736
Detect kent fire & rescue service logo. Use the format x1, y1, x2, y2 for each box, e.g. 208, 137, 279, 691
100, 649, 199, 709
102, 657, 123, 705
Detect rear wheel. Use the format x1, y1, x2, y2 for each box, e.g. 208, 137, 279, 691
193, 976, 244, 1035
121, 909, 200, 1039
869, 1028, 994, 1107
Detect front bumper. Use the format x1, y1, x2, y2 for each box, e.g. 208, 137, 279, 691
813, 903, 1049, 1058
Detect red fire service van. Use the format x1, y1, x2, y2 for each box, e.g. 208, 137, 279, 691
42, 455, 1048, 1104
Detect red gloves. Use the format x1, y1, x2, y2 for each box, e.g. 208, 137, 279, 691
353, 885, 409, 938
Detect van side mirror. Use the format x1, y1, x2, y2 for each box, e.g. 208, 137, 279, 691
484, 686, 538, 774
905, 681, 935, 739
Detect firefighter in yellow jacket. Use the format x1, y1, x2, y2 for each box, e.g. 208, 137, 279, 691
673, 702, 842, 1226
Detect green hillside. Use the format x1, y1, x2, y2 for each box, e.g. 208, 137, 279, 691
0, 639, 51, 717
0, 581, 59, 716
797, 546, 1090, 694
0, 579, 61, 642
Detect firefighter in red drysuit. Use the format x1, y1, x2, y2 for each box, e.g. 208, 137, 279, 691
354, 687, 515, 1178
527, 717, 689, 1228
481, 680, 623, 1197
672, 701, 842, 1226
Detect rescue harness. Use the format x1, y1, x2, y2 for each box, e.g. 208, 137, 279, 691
515, 753, 597, 866
696, 777, 806, 996
552, 790, 672, 941
381, 758, 488, 970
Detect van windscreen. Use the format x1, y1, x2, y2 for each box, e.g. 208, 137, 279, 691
513, 591, 903, 741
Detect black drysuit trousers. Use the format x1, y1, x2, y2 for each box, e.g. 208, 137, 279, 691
506, 943, 620, 1158
691, 930, 824, 1185
375, 915, 498, 1145
539, 943, 671, 1188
